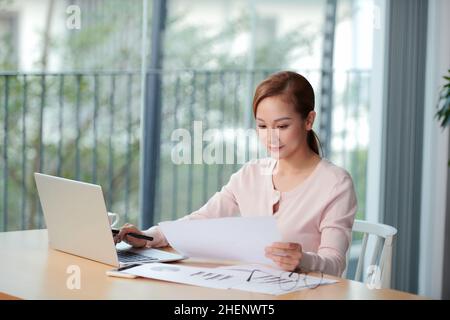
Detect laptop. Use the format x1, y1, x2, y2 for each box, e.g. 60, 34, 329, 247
34, 173, 186, 267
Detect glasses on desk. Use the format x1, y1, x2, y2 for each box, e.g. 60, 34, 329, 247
246, 269, 324, 291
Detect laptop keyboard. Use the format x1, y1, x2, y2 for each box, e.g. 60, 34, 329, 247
117, 250, 158, 263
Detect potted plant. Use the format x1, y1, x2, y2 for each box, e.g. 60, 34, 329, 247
436, 69, 450, 166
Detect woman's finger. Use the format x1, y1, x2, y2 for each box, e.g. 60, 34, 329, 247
266, 255, 301, 273
117, 227, 128, 240
265, 247, 297, 257
266, 252, 297, 265
274, 260, 297, 271
265, 247, 302, 260
118, 225, 136, 241
269, 242, 301, 250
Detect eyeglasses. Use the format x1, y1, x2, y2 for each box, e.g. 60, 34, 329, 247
245, 269, 324, 291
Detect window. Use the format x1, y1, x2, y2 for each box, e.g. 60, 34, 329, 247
0, 0, 385, 247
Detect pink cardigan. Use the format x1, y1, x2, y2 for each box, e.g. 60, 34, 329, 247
147, 158, 358, 276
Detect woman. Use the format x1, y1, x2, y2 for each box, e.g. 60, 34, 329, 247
115, 71, 357, 276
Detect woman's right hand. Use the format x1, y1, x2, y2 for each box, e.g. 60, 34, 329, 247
114, 223, 148, 248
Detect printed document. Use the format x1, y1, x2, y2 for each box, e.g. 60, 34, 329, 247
123, 263, 338, 295
159, 216, 282, 265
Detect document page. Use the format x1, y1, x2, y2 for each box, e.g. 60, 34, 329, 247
159, 216, 282, 265
123, 263, 246, 289
215, 264, 338, 295
123, 263, 338, 295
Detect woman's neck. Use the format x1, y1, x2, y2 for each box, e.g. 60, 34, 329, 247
276, 146, 321, 176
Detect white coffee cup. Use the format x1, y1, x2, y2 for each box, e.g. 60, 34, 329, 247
107, 212, 119, 227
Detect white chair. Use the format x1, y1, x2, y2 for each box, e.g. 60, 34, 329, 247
343, 219, 397, 289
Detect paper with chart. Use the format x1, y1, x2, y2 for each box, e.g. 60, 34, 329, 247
122, 263, 246, 289
158, 216, 282, 265
214, 264, 338, 295
123, 262, 338, 295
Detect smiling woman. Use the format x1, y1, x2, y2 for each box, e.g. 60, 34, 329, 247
115, 71, 358, 277
253, 71, 322, 157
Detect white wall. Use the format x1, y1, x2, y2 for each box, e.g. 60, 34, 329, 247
419, 0, 450, 300
365, 0, 386, 226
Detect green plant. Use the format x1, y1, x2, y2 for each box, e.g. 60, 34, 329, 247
436, 69, 450, 127
436, 69, 450, 166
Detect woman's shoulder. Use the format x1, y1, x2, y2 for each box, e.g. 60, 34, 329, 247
230, 158, 275, 181
230, 157, 354, 187
318, 158, 354, 187
243, 157, 276, 174
234, 157, 352, 179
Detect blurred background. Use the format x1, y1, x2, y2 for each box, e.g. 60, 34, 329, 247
0, 0, 448, 298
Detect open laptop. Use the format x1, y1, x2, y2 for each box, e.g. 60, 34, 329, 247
34, 173, 186, 267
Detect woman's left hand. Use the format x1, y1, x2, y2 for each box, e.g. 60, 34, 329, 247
265, 242, 303, 271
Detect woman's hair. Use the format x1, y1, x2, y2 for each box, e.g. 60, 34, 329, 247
252, 71, 322, 156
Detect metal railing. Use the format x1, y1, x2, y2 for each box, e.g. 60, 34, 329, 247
0, 69, 370, 231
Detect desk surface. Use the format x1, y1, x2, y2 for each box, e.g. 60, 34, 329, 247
0, 230, 425, 300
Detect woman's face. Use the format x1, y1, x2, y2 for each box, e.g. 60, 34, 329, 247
255, 95, 315, 159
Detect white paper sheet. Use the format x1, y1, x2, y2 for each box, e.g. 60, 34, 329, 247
158, 216, 282, 265
123, 263, 246, 289
215, 264, 338, 295
123, 262, 338, 295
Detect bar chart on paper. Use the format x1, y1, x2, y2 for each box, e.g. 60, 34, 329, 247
123, 263, 337, 295
215, 264, 337, 295
123, 263, 245, 289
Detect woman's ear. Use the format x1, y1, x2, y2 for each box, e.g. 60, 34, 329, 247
305, 111, 316, 130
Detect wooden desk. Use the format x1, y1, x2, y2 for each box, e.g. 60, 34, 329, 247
0, 230, 425, 300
